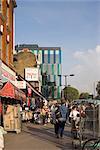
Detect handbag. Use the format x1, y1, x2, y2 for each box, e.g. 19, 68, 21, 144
58, 117, 66, 122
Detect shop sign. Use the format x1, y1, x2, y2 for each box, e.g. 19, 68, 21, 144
25, 67, 39, 81
1, 62, 16, 83
14, 81, 26, 89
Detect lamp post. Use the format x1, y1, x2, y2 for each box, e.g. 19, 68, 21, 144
58, 74, 74, 100
63, 74, 75, 88
63, 74, 75, 100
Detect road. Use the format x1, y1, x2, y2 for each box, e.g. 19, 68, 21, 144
4, 123, 74, 150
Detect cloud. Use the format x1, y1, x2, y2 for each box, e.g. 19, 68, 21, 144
69, 45, 100, 94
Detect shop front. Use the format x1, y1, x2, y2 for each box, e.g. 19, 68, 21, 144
0, 81, 26, 133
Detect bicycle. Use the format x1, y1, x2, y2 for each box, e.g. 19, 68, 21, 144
82, 137, 100, 150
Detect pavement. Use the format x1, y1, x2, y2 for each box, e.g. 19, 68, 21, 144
4, 122, 75, 150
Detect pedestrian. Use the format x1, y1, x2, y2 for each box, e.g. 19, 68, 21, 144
80, 105, 86, 131
51, 102, 61, 138
69, 105, 80, 139
0, 126, 7, 150
58, 99, 68, 138
41, 106, 46, 125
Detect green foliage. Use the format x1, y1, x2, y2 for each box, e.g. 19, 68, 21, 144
64, 86, 79, 102
79, 92, 90, 99
96, 81, 100, 98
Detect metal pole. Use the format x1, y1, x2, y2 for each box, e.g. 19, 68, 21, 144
65, 75, 67, 87
64, 75, 68, 100
93, 82, 95, 98
98, 105, 100, 137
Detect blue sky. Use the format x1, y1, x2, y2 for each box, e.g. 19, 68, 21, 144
15, 0, 100, 94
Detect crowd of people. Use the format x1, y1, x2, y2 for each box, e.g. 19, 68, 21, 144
50, 100, 88, 139
21, 99, 94, 140
0, 97, 97, 150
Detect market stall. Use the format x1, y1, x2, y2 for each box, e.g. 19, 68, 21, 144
0, 81, 26, 133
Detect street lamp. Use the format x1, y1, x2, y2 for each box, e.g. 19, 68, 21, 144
58, 74, 75, 100
63, 74, 75, 88
63, 74, 75, 100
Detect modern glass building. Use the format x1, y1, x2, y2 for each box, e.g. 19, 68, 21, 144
15, 44, 62, 100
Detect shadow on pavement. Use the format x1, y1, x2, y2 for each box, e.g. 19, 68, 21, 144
22, 123, 73, 150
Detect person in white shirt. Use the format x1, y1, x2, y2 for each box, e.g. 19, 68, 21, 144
69, 105, 80, 139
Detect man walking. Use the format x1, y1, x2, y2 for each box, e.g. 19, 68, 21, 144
58, 100, 68, 138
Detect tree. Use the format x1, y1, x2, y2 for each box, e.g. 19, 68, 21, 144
96, 81, 100, 99
64, 86, 79, 102
79, 92, 90, 99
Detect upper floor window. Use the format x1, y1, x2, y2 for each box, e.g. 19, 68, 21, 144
0, 25, 4, 34
6, 0, 10, 7
0, 35, 1, 49
0, 0, 1, 12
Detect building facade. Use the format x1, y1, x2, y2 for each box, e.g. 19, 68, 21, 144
0, 0, 17, 67
15, 44, 62, 100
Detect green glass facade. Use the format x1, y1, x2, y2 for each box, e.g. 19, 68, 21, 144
40, 48, 62, 100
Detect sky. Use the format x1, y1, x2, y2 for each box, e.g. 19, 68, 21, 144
15, 0, 100, 95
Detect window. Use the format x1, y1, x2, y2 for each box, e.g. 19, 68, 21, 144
0, 35, 1, 50
55, 54, 59, 64
0, 25, 3, 34
6, 7, 9, 26
48, 64, 52, 75
0, 0, 1, 12
6, 0, 10, 7
44, 50, 48, 54
50, 50, 54, 64
44, 54, 48, 63
44, 50, 48, 63
6, 44, 9, 63
54, 64, 58, 75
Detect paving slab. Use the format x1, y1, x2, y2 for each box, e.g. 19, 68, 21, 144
4, 123, 74, 150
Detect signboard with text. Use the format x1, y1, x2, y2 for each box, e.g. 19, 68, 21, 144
14, 81, 26, 89
25, 67, 39, 81
0, 61, 16, 83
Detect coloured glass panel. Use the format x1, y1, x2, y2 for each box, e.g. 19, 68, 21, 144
48, 64, 52, 75
55, 53, 59, 63
44, 54, 48, 63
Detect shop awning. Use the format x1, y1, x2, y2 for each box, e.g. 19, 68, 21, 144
0, 81, 26, 101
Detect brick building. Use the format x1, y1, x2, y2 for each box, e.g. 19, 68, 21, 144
0, 0, 17, 67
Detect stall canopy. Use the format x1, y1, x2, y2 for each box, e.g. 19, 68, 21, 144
0, 81, 26, 101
